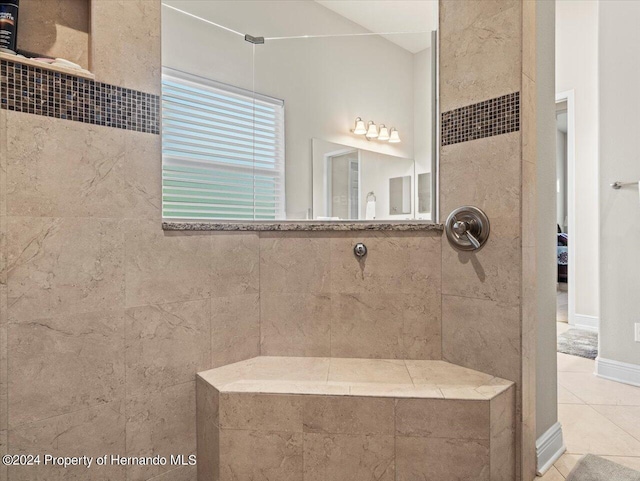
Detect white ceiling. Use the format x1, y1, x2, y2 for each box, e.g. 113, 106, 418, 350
315, 0, 437, 53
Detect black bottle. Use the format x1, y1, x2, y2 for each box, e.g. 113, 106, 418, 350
0, 0, 19, 54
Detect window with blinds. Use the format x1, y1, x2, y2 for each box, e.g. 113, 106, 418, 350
161, 68, 285, 220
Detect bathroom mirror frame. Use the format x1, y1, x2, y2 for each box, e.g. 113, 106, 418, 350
161, 4, 440, 226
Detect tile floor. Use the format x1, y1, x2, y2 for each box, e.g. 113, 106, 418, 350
535, 328, 640, 480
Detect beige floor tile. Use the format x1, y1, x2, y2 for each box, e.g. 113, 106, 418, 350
535, 465, 565, 481
557, 353, 594, 373
558, 404, 640, 456
592, 405, 640, 441
554, 453, 582, 478
557, 385, 584, 404
554, 332, 640, 479
558, 372, 640, 405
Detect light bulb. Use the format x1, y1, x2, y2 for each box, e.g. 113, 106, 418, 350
378, 124, 390, 141
365, 121, 378, 139
388, 128, 401, 143
353, 117, 366, 135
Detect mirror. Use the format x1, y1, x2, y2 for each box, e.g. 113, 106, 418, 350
418, 173, 432, 215
161, 1, 438, 222
389, 176, 412, 216
312, 139, 424, 220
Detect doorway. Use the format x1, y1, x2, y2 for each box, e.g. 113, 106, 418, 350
555, 91, 575, 327
325, 149, 360, 220
556, 100, 569, 324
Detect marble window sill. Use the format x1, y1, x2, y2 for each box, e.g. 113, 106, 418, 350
162, 221, 444, 232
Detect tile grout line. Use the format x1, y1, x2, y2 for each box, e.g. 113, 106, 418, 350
440, 231, 443, 361
6, 399, 122, 432
557, 378, 591, 406
588, 405, 640, 444
258, 232, 262, 357
123, 211, 128, 464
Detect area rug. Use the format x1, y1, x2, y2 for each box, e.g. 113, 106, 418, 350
567, 454, 640, 481
557, 329, 598, 360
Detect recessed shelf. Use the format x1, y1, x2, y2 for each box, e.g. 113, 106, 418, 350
0, 52, 95, 80
17, 0, 91, 71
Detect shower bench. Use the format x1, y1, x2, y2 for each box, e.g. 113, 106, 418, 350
196, 356, 515, 481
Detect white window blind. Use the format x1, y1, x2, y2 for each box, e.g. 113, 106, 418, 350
162, 68, 285, 220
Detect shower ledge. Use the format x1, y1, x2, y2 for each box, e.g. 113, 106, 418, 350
197, 356, 512, 399
163, 221, 444, 232
196, 357, 516, 481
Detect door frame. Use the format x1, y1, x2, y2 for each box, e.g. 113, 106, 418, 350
556, 90, 577, 326
324, 148, 360, 219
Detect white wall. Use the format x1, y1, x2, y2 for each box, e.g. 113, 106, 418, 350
413, 47, 432, 219
162, 0, 426, 219
359, 150, 415, 220
537, 0, 560, 441
598, 0, 640, 368
556, 0, 600, 324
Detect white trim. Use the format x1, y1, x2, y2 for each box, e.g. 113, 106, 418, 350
163, 66, 284, 107
536, 422, 566, 475
596, 357, 640, 387
573, 314, 599, 332
556, 90, 577, 328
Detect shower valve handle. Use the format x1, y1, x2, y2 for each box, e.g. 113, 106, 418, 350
452, 220, 481, 249
445, 206, 490, 252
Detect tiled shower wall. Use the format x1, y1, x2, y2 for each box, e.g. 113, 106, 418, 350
438, 0, 538, 480
0, 2, 443, 480
0, 0, 540, 480
0, 112, 443, 481
257, 231, 442, 360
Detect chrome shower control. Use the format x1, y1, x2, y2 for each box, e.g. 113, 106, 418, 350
354, 243, 367, 258
445, 206, 490, 251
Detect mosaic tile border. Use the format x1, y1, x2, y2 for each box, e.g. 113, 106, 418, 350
0, 59, 160, 134
441, 92, 520, 146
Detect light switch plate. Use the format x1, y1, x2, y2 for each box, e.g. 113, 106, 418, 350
635, 323, 640, 343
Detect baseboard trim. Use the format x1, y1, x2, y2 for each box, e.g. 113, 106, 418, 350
571, 314, 599, 332
596, 357, 640, 387
536, 422, 566, 475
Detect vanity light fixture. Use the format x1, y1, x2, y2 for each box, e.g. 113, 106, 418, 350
353, 117, 367, 135
378, 124, 390, 141
365, 121, 379, 139
351, 117, 400, 143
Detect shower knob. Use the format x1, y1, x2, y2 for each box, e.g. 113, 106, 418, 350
354, 243, 367, 258
445, 206, 490, 251
452, 220, 481, 249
